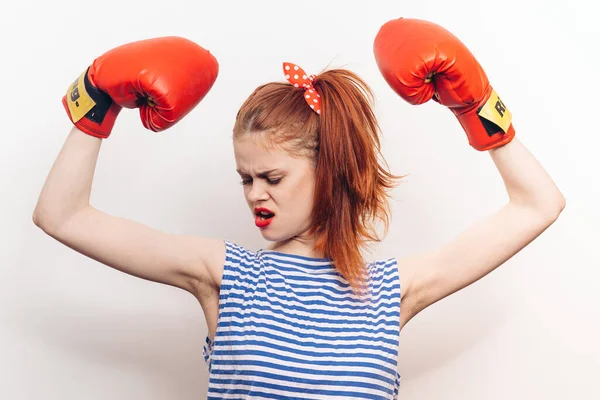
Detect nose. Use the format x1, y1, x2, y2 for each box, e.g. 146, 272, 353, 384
246, 180, 270, 203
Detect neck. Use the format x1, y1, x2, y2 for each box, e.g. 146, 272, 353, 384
268, 237, 324, 259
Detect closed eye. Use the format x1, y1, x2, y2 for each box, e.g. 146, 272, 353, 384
240, 178, 282, 186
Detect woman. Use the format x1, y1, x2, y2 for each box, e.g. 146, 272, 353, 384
33, 18, 565, 400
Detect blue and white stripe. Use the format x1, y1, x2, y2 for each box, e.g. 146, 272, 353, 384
203, 241, 401, 399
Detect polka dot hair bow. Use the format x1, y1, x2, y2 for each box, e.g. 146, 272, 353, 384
283, 62, 321, 115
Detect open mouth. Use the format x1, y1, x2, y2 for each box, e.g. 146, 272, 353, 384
254, 208, 275, 228
256, 211, 275, 220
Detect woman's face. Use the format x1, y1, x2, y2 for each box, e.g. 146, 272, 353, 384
233, 135, 316, 244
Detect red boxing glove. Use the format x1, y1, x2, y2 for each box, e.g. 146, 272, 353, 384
62, 37, 219, 138
374, 18, 514, 151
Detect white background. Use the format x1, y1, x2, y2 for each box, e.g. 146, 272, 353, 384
2, 0, 599, 398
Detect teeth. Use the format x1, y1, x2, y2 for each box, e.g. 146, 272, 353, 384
257, 211, 273, 220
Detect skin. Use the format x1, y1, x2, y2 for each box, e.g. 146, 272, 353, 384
233, 134, 324, 258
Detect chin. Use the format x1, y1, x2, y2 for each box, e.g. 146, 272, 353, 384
259, 225, 295, 243
257, 217, 310, 243
260, 230, 285, 242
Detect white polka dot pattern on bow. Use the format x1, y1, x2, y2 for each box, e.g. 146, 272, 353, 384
283, 62, 321, 115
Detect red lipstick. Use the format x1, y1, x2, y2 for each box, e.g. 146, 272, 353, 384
254, 207, 275, 228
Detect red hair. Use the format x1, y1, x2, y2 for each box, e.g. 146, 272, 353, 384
233, 67, 405, 299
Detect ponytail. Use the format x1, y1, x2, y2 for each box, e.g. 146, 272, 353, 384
233, 67, 405, 299
309, 70, 403, 298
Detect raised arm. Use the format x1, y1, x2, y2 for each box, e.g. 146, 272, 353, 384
33, 37, 223, 297
373, 18, 565, 328
33, 127, 225, 294
396, 138, 564, 327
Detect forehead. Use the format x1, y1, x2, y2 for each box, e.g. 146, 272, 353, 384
233, 135, 299, 173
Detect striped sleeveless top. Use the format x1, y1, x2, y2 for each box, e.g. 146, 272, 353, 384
203, 241, 402, 399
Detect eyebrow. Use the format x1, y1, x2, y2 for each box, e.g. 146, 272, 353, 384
236, 169, 283, 178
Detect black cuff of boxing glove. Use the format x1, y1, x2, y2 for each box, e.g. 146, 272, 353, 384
477, 110, 504, 137
81, 67, 114, 125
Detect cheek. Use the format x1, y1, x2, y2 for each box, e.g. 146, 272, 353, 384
293, 177, 315, 210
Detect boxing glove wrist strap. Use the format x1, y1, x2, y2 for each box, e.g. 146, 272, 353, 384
62, 67, 121, 138
456, 87, 515, 151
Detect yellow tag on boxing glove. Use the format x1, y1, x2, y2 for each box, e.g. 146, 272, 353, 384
477, 88, 512, 133
65, 70, 96, 123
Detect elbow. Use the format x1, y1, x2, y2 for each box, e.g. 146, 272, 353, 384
32, 205, 65, 235
556, 193, 567, 215
33, 204, 92, 236
513, 185, 566, 223
32, 205, 45, 228
511, 193, 566, 225
32, 212, 41, 229
32, 206, 55, 234
550, 191, 566, 219
535, 193, 566, 223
